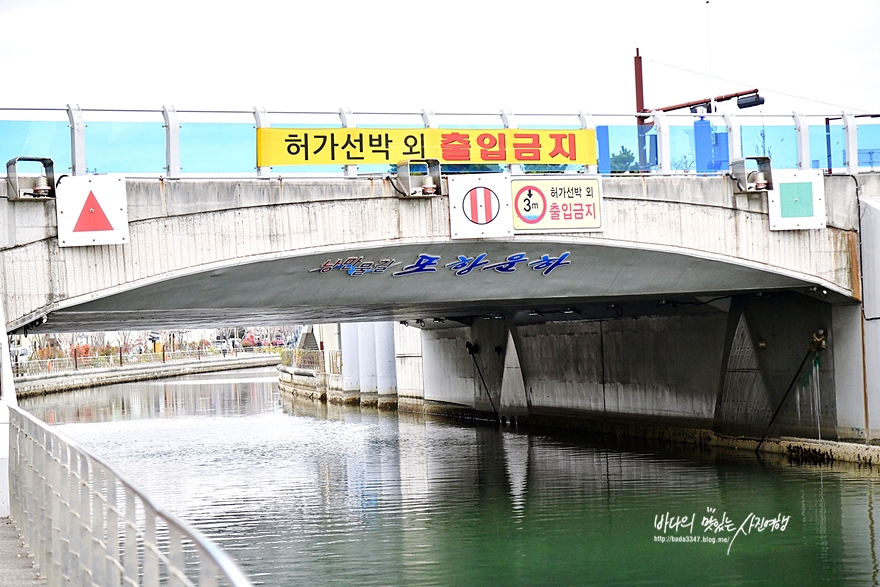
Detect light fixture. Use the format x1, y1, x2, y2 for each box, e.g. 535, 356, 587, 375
528, 310, 542, 317
563, 308, 575, 314
737, 93, 764, 109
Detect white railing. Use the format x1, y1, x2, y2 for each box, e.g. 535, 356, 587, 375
8, 404, 253, 587
2, 106, 878, 179
12, 347, 282, 379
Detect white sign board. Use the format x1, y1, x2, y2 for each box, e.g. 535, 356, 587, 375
767, 169, 826, 231
448, 174, 513, 239
56, 175, 130, 247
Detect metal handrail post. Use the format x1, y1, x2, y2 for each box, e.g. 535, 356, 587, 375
67, 104, 86, 176
793, 111, 811, 170
843, 111, 859, 175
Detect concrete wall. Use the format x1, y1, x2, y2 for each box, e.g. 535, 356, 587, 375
513, 314, 727, 426
418, 311, 727, 426
832, 304, 868, 441
715, 293, 836, 439
1, 175, 860, 332
413, 293, 868, 442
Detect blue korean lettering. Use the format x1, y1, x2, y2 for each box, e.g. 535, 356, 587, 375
528, 252, 571, 275
393, 254, 441, 276
445, 253, 489, 276
481, 252, 529, 273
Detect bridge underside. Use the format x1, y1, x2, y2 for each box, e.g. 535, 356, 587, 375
22, 239, 842, 333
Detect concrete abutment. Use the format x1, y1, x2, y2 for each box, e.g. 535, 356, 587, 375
284, 293, 874, 453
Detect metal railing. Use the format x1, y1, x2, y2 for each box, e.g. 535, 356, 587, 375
1, 106, 879, 179
7, 403, 253, 587
11, 347, 282, 379
280, 349, 342, 374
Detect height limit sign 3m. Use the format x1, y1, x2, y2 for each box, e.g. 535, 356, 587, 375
56, 175, 130, 247
511, 177, 603, 233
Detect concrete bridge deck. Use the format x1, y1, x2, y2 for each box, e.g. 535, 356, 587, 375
0, 173, 864, 333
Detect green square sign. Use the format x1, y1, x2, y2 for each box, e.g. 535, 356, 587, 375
779, 182, 813, 218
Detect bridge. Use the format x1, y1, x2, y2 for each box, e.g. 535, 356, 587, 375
1, 105, 880, 442
2, 104, 880, 586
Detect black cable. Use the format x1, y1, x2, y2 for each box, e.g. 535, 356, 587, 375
755, 347, 818, 453
387, 175, 408, 197
466, 343, 499, 422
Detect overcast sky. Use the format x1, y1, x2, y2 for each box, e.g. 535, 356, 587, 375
1, 0, 878, 116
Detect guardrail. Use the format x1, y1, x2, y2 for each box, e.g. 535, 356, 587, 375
280, 349, 342, 374
1, 107, 878, 179
7, 403, 253, 587
11, 347, 282, 379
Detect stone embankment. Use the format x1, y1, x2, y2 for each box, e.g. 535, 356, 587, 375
14, 354, 280, 398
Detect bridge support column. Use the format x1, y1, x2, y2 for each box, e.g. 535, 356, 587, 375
340, 323, 360, 405
358, 323, 378, 407
421, 318, 508, 421
395, 323, 424, 411
375, 322, 397, 410
832, 304, 869, 441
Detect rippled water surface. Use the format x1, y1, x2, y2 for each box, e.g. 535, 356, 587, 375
20, 368, 880, 586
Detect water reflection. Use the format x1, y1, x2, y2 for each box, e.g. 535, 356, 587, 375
19, 368, 880, 586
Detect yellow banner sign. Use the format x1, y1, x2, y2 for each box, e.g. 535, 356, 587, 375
257, 128, 596, 167
511, 178, 603, 232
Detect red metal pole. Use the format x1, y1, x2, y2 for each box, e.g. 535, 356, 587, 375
634, 48, 648, 170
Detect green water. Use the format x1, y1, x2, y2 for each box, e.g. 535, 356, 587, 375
20, 368, 880, 586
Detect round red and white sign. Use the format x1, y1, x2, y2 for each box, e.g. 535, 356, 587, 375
463, 187, 500, 225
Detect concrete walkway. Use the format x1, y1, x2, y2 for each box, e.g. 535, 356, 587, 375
0, 517, 46, 587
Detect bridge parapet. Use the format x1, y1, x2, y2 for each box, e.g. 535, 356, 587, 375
0, 172, 862, 332
2, 107, 879, 177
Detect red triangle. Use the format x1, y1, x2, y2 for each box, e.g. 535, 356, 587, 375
73, 191, 114, 232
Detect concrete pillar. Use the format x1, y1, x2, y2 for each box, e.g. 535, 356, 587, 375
395, 322, 424, 411
866, 319, 880, 441
358, 323, 378, 407
340, 323, 360, 404
375, 321, 398, 410
499, 329, 528, 426
832, 304, 868, 441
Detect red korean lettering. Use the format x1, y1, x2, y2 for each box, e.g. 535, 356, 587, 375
513, 133, 541, 161
477, 133, 507, 161
549, 133, 576, 160
441, 132, 471, 161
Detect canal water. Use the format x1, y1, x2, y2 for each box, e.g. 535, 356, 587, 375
19, 367, 880, 586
